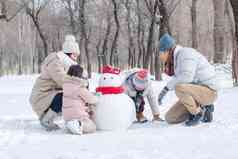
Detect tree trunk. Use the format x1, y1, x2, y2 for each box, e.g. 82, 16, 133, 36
191, 0, 198, 49
230, 0, 238, 84
110, 0, 120, 66
125, 0, 135, 68
136, 0, 142, 68
154, 0, 171, 80
96, 39, 102, 73
213, 0, 226, 63
143, 0, 159, 69
101, 14, 111, 66
0, 49, 3, 76
158, 0, 171, 35
79, 0, 92, 78
26, 3, 49, 63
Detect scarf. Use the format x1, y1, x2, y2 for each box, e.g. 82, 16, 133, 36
164, 49, 175, 76
96, 86, 124, 95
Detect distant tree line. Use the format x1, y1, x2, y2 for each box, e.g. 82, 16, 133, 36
0, 0, 237, 84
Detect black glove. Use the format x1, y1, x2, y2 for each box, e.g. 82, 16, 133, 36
158, 86, 169, 105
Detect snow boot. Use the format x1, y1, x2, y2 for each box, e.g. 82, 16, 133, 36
65, 120, 83, 135
136, 112, 148, 123
202, 104, 214, 123
81, 118, 96, 134
185, 112, 202, 126
152, 114, 165, 122
40, 109, 60, 131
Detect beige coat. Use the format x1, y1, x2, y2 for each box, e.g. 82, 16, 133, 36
63, 76, 98, 121
29, 52, 77, 118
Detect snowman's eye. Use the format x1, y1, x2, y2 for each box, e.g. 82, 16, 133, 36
104, 77, 106, 80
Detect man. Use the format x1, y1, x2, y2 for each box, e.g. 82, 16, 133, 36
158, 33, 219, 126
123, 69, 162, 123
29, 35, 80, 130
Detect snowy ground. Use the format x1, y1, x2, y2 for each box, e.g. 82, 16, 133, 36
0, 73, 238, 159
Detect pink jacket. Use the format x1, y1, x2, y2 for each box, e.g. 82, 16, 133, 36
63, 76, 98, 121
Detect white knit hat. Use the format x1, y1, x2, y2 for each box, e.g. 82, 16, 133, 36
62, 35, 80, 55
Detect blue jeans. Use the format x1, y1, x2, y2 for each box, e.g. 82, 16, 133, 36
50, 93, 63, 113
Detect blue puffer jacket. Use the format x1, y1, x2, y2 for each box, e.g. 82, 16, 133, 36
167, 45, 220, 91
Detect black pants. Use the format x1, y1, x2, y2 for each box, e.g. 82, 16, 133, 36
131, 96, 145, 113
49, 93, 63, 113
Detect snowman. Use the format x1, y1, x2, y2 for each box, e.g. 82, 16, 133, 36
95, 65, 136, 131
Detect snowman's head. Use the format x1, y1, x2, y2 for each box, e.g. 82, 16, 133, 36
98, 65, 122, 87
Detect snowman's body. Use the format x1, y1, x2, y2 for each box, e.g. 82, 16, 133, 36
95, 67, 136, 131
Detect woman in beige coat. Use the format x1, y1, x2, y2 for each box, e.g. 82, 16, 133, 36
29, 35, 80, 130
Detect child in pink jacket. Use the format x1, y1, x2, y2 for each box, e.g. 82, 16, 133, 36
63, 65, 98, 135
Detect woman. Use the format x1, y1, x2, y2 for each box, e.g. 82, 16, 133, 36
158, 33, 220, 126
29, 35, 80, 130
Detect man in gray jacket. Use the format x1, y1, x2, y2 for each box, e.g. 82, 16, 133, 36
158, 33, 219, 126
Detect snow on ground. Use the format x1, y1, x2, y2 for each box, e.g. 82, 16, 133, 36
0, 73, 238, 159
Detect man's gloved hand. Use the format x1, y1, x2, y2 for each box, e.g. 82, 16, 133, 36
158, 86, 169, 105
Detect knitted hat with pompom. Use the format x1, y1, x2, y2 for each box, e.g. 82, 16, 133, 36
63, 35, 80, 55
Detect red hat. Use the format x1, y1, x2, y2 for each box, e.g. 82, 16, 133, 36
132, 69, 149, 91
102, 65, 121, 75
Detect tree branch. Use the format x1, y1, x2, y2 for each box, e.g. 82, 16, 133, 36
168, 0, 182, 18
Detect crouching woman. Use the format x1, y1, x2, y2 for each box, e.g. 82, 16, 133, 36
29, 35, 80, 130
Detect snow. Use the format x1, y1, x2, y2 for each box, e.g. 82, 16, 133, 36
0, 73, 238, 159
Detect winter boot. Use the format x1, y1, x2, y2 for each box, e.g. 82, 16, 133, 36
81, 118, 96, 134
152, 114, 164, 122
136, 112, 148, 123
185, 112, 203, 126
65, 119, 83, 135
40, 109, 60, 131
202, 104, 214, 123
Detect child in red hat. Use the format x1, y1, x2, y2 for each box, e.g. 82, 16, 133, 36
123, 69, 162, 123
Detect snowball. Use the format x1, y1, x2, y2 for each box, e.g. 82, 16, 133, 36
95, 94, 136, 131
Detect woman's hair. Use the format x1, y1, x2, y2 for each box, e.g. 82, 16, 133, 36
67, 65, 84, 78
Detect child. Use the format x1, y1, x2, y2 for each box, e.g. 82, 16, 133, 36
63, 65, 98, 135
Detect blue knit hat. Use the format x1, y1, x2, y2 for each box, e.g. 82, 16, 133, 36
159, 33, 175, 52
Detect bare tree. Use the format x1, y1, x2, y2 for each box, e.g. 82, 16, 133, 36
191, 0, 198, 49
230, 0, 238, 85
0, 0, 25, 22
101, 10, 112, 67
110, 0, 120, 66
78, 0, 92, 77
136, 0, 144, 68
213, 0, 226, 63
0, 48, 3, 76
125, 0, 136, 68
143, 0, 159, 69
23, 0, 50, 72
62, 0, 80, 36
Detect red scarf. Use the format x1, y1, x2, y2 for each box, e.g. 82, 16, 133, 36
164, 49, 175, 76
96, 86, 124, 95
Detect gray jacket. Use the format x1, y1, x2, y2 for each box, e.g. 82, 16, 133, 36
123, 71, 160, 115
167, 45, 219, 91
